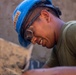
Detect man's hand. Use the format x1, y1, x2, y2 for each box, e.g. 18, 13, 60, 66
22, 67, 76, 75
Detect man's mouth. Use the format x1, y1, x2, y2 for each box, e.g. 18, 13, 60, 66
36, 38, 46, 46
40, 39, 46, 47
38, 39, 46, 47
37, 38, 43, 45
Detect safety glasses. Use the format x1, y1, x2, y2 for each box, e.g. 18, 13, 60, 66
23, 13, 40, 42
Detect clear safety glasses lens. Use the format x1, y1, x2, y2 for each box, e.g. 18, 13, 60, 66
24, 30, 33, 42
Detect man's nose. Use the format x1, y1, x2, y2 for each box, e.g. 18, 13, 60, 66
31, 36, 37, 44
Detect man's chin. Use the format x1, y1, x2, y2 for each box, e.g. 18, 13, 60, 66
41, 45, 51, 49
46, 44, 54, 49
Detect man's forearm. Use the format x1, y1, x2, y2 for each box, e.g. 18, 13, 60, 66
22, 67, 76, 75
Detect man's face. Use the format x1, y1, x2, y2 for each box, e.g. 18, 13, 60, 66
26, 16, 56, 48
24, 10, 57, 48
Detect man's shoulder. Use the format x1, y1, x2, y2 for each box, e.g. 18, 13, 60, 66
65, 21, 76, 36
63, 21, 76, 56
63, 21, 76, 37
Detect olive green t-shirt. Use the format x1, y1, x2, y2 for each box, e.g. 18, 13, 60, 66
46, 21, 76, 67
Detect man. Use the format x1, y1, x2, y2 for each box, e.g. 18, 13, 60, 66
12, 0, 76, 75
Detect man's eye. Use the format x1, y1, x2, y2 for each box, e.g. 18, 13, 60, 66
26, 31, 33, 36
27, 31, 32, 35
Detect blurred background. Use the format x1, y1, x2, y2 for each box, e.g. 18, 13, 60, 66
0, 0, 76, 62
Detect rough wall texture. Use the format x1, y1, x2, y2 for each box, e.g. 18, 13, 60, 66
0, 0, 22, 44
0, 0, 76, 62
53, 0, 76, 22
0, 38, 32, 75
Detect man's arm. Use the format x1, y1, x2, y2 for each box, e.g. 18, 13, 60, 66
22, 67, 76, 75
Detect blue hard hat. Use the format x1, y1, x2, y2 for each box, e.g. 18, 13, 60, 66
12, 0, 61, 47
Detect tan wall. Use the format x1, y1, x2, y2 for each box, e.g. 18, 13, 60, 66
53, 0, 76, 22
0, 0, 76, 62
0, 0, 22, 44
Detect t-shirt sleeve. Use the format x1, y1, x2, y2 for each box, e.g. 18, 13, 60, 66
45, 47, 60, 67
66, 23, 76, 56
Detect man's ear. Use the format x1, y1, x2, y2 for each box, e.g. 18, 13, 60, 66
40, 9, 50, 22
